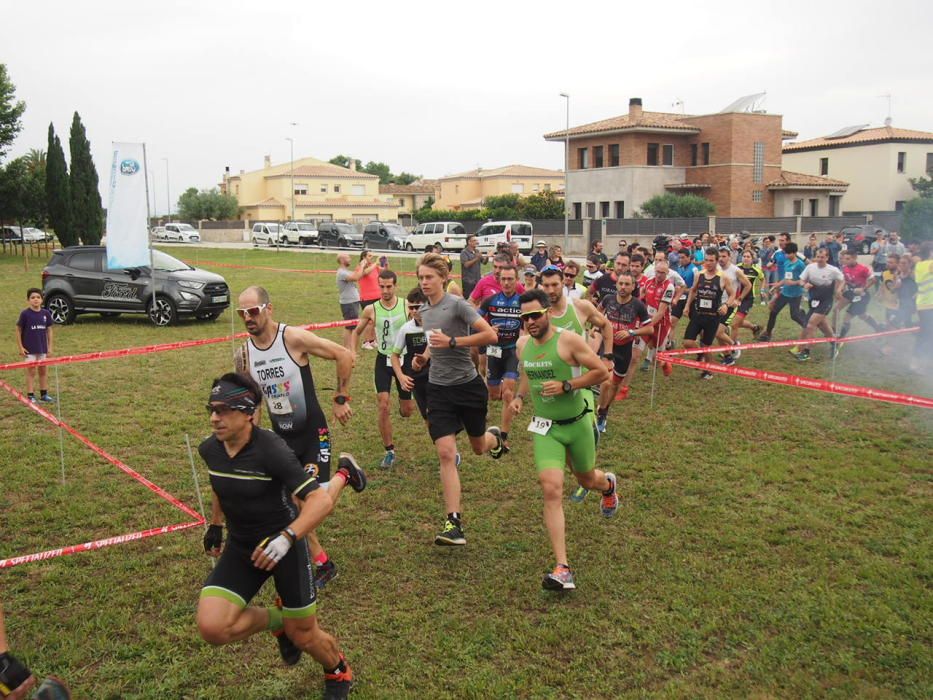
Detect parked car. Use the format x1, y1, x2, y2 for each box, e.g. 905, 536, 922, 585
282, 221, 318, 246
251, 222, 284, 245
317, 222, 363, 248
840, 224, 886, 255
150, 226, 167, 240
22, 227, 51, 242
407, 221, 468, 252
41, 246, 230, 326
362, 222, 409, 250
1, 225, 24, 243
163, 223, 200, 243
474, 220, 533, 254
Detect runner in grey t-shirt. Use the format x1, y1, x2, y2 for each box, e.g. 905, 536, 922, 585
419, 293, 480, 386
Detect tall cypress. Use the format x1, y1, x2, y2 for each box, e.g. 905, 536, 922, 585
69, 112, 103, 245
46, 123, 74, 246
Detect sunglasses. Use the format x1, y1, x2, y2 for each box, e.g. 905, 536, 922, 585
520, 309, 547, 323
236, 303, 267, 318
206, 403, 237, 416
565, 273, 577, 279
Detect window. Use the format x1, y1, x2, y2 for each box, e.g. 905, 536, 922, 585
793, 199, 803, 216
600, 201, 610, 218
235, 184, 239, 194
455, 184, 459, 194
585, 202, 596, 219
752, 190, 763, 203
532, 184, 539, 192
927, 152, 933, 174
897, 152, 906, 173
511, 183, 525, 194
610, 144, 620, 167
398, 199, 405, 207
647, 143, 659, 166
593, 146, 604, 168
614, 201, 624, 218
544, 183, 551, 191
809, 198, 818, 217
895, 200, 906, 211
573, 202, 582, 219
702, 142, 710, 165
819, 158, 829, 176
69, 252, 98, 271
578, 147, 589, 169
352, 184, 365, 196
294, 183, 308, 195
320, 184, 328, 193
829, 195, 840, 216
334, 184, 341, 193
691, 144, 698, 166
662, 144, 673, 166
753, 142, 764, 183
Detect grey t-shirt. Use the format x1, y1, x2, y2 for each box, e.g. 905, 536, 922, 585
460, 248, 482, 286
419, 293, 480, 386
336, 267, 360, 304
801, 262, 844, 287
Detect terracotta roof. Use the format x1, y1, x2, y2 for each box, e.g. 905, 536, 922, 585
379, 183, 437, 195
782, 129, 799, 139
440, 164, 565, 180
302, 199, 397, 209
766, 171, 848, 190
665, 183, 712, 190
269, 164, 380, 179
544, 111, 701, 140
783, 126, 933, 152
249, 197, 285, 207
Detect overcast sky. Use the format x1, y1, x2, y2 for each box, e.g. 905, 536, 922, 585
5, 0, 932, 214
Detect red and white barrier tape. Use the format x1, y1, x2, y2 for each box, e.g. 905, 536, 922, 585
183, 259, 452, 278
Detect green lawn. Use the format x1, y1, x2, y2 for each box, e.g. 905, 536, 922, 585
0, 246, 930, 699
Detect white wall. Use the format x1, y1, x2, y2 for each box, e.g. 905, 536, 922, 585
567, 166, 686, 217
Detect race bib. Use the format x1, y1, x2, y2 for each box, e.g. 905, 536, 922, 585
527, 416, 552, 435
267, 396, 293, 415
699, 298, 713, 309
810, 299, 820, 308
852, 295, 862, 303
785, 271, 794, 280
386, 354, 393, 367
487, 345, 503, 358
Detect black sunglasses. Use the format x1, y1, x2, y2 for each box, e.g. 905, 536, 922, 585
520, 310, 547, 323
206, 403, 237, 416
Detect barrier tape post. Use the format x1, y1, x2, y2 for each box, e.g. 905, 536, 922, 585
54, 364, 65, 485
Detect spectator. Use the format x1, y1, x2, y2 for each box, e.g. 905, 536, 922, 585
667, 238, 683, 267
548, 245, 566, 270
884, 232, 907, 258
15, 288, 54, 404
803, 234, 819, 262
459, 234, 488, 300
583, 255, 604, 286
523, 266, 539, 290
820, 231, 842, 267
433, 243, 453, 271
336, 253, 374, 350
530, 241, 549, 270
590, 240, 608, 269
562, 261, 586, 299
357, 250, 381, 348
869, 230, 888, 274
508, 241, 526, 269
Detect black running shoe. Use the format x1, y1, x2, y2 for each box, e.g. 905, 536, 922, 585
323, 658, 354, 699
0, 651, 34, 697
273, 630, 302, 666
314, 559, 338, 589
434, 518, 466, 546
487, 426, 507, 459
338, 453, 367, 493
756, 332, 771, 342
33, 676, 72, 700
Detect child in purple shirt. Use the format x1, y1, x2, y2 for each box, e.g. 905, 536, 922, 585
15, 288, 54, 403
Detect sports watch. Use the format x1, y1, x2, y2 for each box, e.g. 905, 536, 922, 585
334, 395, 350, 405
448, 337, 458, 348
561, 380, 573, 394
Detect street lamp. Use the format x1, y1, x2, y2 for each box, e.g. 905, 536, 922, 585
286, 137, 295, 222
162, 157, 171, 220
560, 93, 570, 253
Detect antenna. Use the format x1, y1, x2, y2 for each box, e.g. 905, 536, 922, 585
877, 93, 892, 126
672, 98, 685, 114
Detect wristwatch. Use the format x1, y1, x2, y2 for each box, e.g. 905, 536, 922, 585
599, 350, 612, 358
448, 337, 458, 348
334, 395, 350, 405
561, 380, 573, 394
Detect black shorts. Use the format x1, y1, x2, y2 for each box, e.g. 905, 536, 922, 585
374, 354, 413, 399
611, 343, 633, 378
685, 314, 720, 346
806, 287, 835, 318
671, 298, 688, 319
737, 296, 754, 316
201, 535, 316, 617
486, 347, 519, 385
282, 417, 332, 482
842, 290, 870, 316
412, 377, 429, 419
340, 302, 360, 331
427, 375, 488, 442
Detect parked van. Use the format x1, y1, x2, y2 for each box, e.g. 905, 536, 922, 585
474, 221, 533, 254
251, 222, 283, 246
407, 222, 469, 252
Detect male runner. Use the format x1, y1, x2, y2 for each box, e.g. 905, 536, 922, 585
670, 248, 698, 338
793, 247, 844, 361
835, 249, 882, 353
479, 264, 523, 449
587, 252, 629, 306
683, 248, 735, 380
414, 253, 502, 546
715, 247, 751, 366
911, 242, 932, 372
349, 269, 413, 469
878, 253, 901, 328
760, 242, 807, 342
197, 374, 354, 700
509, 288, 617, 590
234, 286, 365, 592
639, 258, 677, 376
732, 249, 764, 342
391, 287, 431, 423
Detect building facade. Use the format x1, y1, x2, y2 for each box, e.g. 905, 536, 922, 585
544, 97, 845, 219
221, 156, 400, 224
379, 180, 438, 217
435, 165, 565, 210
782, 126, 933, 212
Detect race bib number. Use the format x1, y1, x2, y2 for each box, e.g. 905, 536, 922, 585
852, 295, 862, 303
527, 416, 552, 435
810, 299, 820, 308
267, 396, 293, 415
699, 298, 713, 309
785, 271, 794, 280
487, 345, 503, 358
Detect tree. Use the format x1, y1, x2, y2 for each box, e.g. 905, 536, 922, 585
395, 171, 419, 186
520, 190, 565, 219
901, 198, 933, 242
328, 154, 352, 168
69, 112, 103, 244
361, 161, 393, 184
178, 187, 240, 221
0, 64, 25, 162
0, 158, 29, 225
909, 175, 933, 199
640, 193, 715, 218
22, 148, 47, 227
46, 123, 74, 246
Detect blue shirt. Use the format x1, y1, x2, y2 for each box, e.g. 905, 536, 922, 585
773, 250, 788, 278
820, 241, 842, 267
479, 291, 522, 348
694, 248, 705, 263
781, 258, 806, 298
672, 262, 697, 289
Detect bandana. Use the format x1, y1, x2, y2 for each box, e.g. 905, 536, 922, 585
209, 378, 258, 414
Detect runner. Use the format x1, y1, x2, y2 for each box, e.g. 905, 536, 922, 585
732, 249, 764, 342
793, 247, 845, 361
878, 253, 901, 328
349, 269, 413, 469
588, 252, 629, 306
670, 248, 698, 339
639, 258, 677, 376
715, 247, 752, 366
197, 373, 354, 700
508, 288, 617, 591
835, 249, 882, 351
391, 288, 432, 425
683, 247, 735, 380
913, 242, 933, 372
414, 253, 503, 546
759, 242, 807, 343
234, 286, 365, 591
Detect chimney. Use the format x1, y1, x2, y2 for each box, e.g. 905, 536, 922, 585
264, 155, 271, 169
224, 166, 230, 173
629, 97, 643, 121
349, 158, 356, 171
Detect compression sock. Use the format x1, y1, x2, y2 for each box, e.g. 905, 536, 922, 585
500, 431, 509, 443
839, 321, 851, 338
384, 443, 394, 452
313, 551, 329, 566
765, 311, 778, 335
267, 606, 284, 632
325, 657, 348, 675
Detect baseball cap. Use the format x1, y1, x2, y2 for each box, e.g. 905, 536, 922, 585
523, 265, 538, 276
536, 240, 547, 247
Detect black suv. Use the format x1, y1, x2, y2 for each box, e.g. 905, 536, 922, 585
317, 223, 363, 248
840, 225, 887, 255
41, 246, 230, 326
362, 222, 409, 250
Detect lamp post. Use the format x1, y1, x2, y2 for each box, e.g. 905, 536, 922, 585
286, 137, 295, 222
162, 157, 171, 220
560, 92, 570, 253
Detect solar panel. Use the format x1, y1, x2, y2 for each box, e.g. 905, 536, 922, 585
718, 92, 767, 114
825, 124, 869, 139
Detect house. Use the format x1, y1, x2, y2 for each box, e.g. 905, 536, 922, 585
782, 125, 933, 212
379, 179, 438, 217
221, 156, 400, 224
543, 96, 847, 219
435, 165, 564, 210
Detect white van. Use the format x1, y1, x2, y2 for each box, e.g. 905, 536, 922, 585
251, 222, 283, 246
474, 221, 533, 254
406, 221, 469, 252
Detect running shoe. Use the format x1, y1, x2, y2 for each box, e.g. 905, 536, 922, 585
596, 413, 608, 434
731, 341, 741, 360
615, 385, 630, 401
323, 656, 354, 700
661, 361, 673, 377
701, 371, 714, 380
756, 332, 771, 342
272, 597, 302, 666
338, 453, 367, 492
488, 426, 507, 459
751, 324, 762, 339
38, 394, 55, 403
640, 358, 651, 371
600, 472, 619, 518
570, 486, 590, 503
33, 676, 71, 700
542, 564, 576, 591
787, 345, 800, 356
455, 452, 462, 468
0, 651, 33, 697
314, 559, 338, 589
379, 449, 396, 470
720, 354, 736, 367
27, 395, 37, 403
796, 350, 811, 362
362, 341, 376, 350
434, 518, 466, 546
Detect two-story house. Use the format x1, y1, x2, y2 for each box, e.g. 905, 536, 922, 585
435, 165, 565, 210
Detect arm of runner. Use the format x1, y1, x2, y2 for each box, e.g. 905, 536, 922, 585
721, 276, 735, 312
563, 331, 610, 389
684, 275, 700, 314
428, 317, 497, 348
578, 299, 614, 367
204, 490, 225, 557
252, 487, 333, 571
412, 347, 431, 372
734, 269, 752, 304
232, 343, 263, 426
285, 328, 353, 424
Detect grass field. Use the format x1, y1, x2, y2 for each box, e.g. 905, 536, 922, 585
0, 246, 930, 699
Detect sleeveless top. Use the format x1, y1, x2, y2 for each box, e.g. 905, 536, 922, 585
520, 328, 583, 421
374, 298, 408, 356
550, 300, 586, 336
693, 273, 723, 316
246, 323, 316, 435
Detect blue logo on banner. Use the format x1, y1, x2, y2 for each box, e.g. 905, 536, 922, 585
120, 159, 140, 175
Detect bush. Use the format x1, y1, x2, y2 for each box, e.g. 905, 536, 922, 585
901, 197, 933, 242
640, 193, 715, 218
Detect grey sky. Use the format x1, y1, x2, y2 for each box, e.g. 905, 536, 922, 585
5, 0, 932, 214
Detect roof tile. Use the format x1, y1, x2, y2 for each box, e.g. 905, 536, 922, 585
783, 126, 933, 152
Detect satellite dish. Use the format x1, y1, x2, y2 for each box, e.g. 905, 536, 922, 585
825, 124, 870, 139
718, 92, 767, 114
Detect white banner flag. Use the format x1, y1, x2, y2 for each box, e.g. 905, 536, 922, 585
105, 142, 149, 269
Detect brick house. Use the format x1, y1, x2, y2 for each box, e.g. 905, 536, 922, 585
543, 97, 847, 219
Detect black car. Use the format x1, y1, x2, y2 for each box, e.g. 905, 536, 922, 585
840, 225, 886, 255
317, 223, 363, 248
362, 222, 409, 250
41, 246, 230, 326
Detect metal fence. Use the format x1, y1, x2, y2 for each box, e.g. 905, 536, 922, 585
715, 217, 796, 234
798, 216, 866, 232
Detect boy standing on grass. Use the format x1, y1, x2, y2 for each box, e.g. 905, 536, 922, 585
15, 288, 54, 404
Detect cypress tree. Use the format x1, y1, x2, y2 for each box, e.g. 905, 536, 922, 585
46, 123, 74, 246
69, 112, 103, 245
